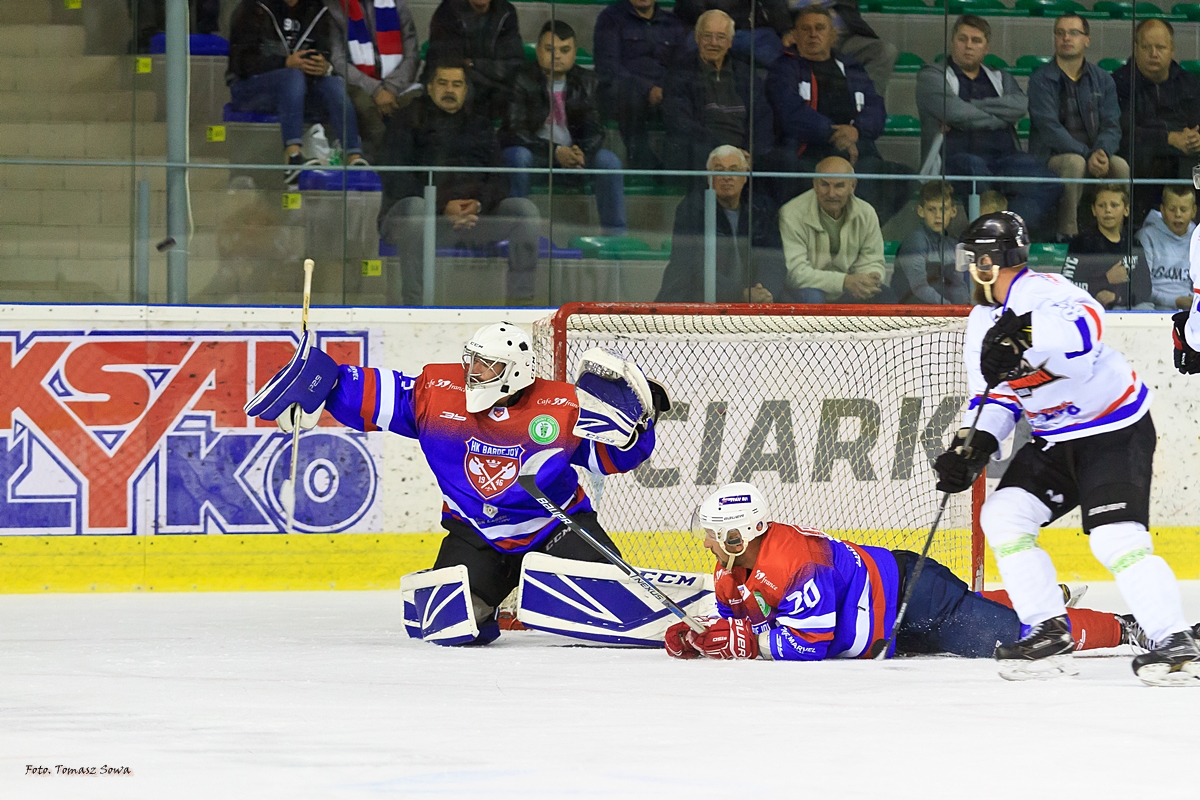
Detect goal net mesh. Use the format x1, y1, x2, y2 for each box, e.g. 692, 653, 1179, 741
533, 308, 977, 582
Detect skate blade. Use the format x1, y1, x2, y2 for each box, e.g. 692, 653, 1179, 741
1135, 662, 1200, 687
998, 654, 1079, 681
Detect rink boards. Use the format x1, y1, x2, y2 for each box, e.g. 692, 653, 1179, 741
0, 305, 1197, 592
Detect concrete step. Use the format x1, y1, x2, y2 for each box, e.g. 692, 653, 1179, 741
0, 185, 308, 228
0, 56, 133, 92
0, 24, 85, 57
0, 121, 165, 158
0, 2, 52, 25
0, 162, 231, 192
0, 90, 158, 123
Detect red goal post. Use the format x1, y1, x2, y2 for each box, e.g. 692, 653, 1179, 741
533, 303, 986, 590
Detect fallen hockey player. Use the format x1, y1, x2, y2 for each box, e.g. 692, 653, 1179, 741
665, 482, 1179, 665
245, 321, 668, 646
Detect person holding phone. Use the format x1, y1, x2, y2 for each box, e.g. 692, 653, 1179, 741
227, 0, 368, 188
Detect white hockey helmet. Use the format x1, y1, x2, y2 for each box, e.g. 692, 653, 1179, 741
693, 482, 770, 568
462, 322, 535, 413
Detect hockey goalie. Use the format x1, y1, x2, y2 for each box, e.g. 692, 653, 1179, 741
245, 321, 669, 646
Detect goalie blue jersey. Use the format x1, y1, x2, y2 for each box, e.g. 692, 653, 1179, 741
713, 523, 900, 660
325, 363, 655, 552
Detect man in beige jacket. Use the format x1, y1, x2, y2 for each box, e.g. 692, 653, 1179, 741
779, 156, 891, 303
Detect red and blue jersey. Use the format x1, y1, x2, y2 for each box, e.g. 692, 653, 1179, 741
325, 363, 655, 552
713, 522, 900, 660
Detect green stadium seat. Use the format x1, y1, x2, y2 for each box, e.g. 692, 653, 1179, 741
1181, 60, 1200, 73
1015, 54, 1054, 75
865, 0, 928, 9
935, 0, 1030, 14
1017, 117, 1031, 138
884, 114, 921, 136
1027, 243, 1068, 269
1173, 2, 1200, 18
1095, 0, 1182, 17
983, 54, 1010, 70
569, 236, 665, 260
893, 52, 926, 73
1098, 57, 1128, 72
883, 241, 901, 264
1016, 0, 1107, 14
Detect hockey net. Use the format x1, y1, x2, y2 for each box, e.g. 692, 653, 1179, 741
533, 303, 985, 589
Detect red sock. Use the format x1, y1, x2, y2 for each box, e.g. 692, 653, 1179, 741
1066, 608, 1122, 651
980, 589, 1013, 608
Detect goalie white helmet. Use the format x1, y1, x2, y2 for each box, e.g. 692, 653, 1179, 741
462, 322, 535, 413
694, 482, 769, 568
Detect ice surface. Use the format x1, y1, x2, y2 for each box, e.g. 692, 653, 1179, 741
2, 583, 1199, 799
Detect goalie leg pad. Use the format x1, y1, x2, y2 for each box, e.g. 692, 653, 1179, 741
401, 566, 499, 646
516, 552, 715, 646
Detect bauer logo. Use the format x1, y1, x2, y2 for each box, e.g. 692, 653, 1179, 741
0, 330, 381, 535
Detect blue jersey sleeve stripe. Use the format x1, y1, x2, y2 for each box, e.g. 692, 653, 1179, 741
969, 394, 1022, 420
1065, 315, 1093, 359
377, 369, 396, 431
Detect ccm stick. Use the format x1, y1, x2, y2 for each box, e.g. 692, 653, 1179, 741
871, 380, 998, 660
281, 258, 315, 534
518, 448, 706, 634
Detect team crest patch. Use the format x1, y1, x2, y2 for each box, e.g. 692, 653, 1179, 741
464, 438, 524, 499
528, 414, 559, 445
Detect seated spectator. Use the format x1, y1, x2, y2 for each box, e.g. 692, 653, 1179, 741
779, 156, 890, 303
134, 0, 220, 53
1137, 184, 1198, 310
1114, 19, 1200, 225
1065, 183, 1151, 310
427, 0, 524, 119
501, 22, 625, 235
377, 60, 539, 306
916, 15, 1060, 238
594, 0, 687, 170
893, 181, 968, 305
227, 0, 368, 188
1028, 13, 1129, 238
662, 10, 773, 180
326, 0, 422, 163
656, 146, 786, 302
783, 0, 898, 94
765, 6, 895, 211
978, 189, 1007, 216
674, 0, 791, 67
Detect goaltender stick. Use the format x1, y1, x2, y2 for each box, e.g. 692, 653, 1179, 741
245, 322, 668, 645
665, 482, 1163, 664
935, 211, 1199, 685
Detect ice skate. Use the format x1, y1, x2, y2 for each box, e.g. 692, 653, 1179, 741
995, 614, 1078, 681
1132, 630, 1200, 687
1118, 614, 1152, 653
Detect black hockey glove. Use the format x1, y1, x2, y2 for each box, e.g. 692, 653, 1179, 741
1172, 310, 1200, 375
933, 429, 1000, 494
980, 310, 1033, 386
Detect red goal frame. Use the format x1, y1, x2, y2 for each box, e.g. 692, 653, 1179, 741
544, 302, 986, 590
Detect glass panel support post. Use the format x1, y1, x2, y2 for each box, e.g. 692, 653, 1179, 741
165, 0, 189, 303
969, 180, 980, 221
135, 177, 150, 303
704, 184, 717, 303
422, 178, 437, 306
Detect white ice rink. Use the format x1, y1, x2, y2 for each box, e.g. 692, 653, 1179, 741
3, 583, 1199, 800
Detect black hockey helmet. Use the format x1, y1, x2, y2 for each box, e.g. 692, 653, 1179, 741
955, 211, 1030, 274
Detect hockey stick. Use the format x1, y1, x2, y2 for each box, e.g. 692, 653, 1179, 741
518, 448, 707, 633
871, 381, 997, 660
281, 258, 315, 534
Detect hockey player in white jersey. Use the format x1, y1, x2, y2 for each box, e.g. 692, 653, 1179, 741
935, 211, 1200, 685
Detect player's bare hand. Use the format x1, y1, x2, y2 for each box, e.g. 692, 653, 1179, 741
843, 272, 881, 300
1095, 289, 1117, 306
743, 283, 773, 304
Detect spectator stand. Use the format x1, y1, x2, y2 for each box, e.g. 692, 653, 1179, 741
299, 168, 385, 303
148, 32, 230, 143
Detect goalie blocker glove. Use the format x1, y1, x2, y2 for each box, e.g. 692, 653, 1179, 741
980, 309, 1032, 386
1173, 310, 1200, 375
244, 331, 339, 427
934, 428, 999, 494
573, 348, 670, 450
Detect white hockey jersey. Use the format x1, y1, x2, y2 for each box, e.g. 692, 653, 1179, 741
1187, 225, 1200, 350
963, 268, 1151, 443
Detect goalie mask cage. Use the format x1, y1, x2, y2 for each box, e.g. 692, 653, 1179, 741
533, 303, 986, 590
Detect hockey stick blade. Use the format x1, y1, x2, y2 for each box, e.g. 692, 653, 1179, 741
518, 449, 706, 634
871, 381, 998, 660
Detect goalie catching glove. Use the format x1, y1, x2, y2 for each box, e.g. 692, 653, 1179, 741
243, 331, 339, 432
933, 428, 999, 494
1173, 310, 1200, 375
572, 348, 670, 450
